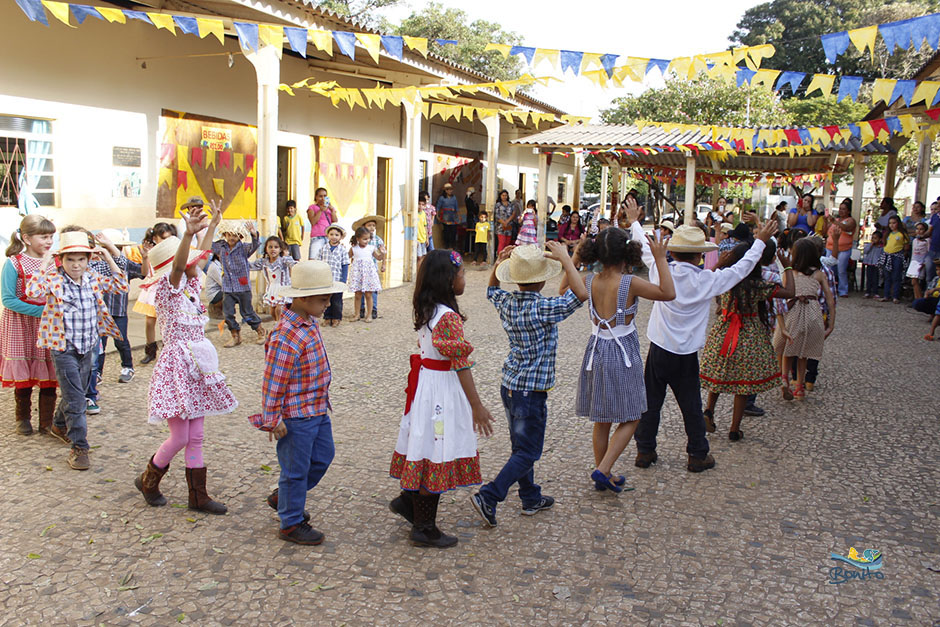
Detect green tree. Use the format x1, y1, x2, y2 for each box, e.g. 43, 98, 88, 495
782, 95, 870, 126
395, 2, 524, 81
316, 0, 402, 26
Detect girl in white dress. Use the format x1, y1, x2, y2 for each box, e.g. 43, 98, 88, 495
346, 226, 385, 323
389, 249, 494, 548
250, 236, 297, 323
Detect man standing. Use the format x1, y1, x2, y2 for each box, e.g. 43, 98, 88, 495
436, 183, 459, 249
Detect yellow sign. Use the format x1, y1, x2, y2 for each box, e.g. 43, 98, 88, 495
201, 127, 232, 151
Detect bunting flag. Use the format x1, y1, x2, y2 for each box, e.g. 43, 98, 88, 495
484, 43, 511, 58
173, 15, 199, 36
805, 74, 836, 97
837, 76, 863, 102
147, 12, 175, 34
332, 31, 356, 60
234, 22, 258, 52
177, 170, 188, 190
284, 26, 308, 57
97, 7, 124, 23
259, 24, 283, 58
15, 0, 49, 25
42, 0, 72, 26
402, 35, 427, 57
381, 35, 404, 61
775, 71, 806, 94
197, 17, 223, 44
822, 12, 940, 62
356, 33, 381, 64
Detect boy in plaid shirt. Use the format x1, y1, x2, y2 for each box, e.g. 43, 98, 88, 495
316, 223, 348, 326
250, 260, 346, 545
471, 241, 587, 528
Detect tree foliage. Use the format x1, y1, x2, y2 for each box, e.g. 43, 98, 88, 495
394, 2, 524, 81
782, 95, 870, 126
316, 0, 401, 26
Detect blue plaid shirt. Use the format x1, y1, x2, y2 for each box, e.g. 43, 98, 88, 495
90, 256, 142, 318
61, 269, 99, 354
317, 242, 349, 281
487, 286, 582, 391
211, 235, 260, 293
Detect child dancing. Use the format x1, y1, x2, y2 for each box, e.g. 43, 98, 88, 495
250, 235, 297, 323
316, 223, 348, 326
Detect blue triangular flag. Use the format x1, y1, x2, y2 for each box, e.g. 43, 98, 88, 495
848, 124, 860, 138
909, 13, 940, 50
751, 131, 761, 149
933, 89, 940, 106
837, 76, 863, 102
736, 67, 757, 87
600, 54, 619, 78
333, 31, 357, 60
880, 19, 915, 54
173, 15, 199, 36
234, 22, 259, 52
380, 35, 403, 61
71, 4, 103, 24
559, 50, 583, 75
284, 27, 308, 57
798, 129, 813, 145
821, 31, 850, 64
14, 0, 48, 25
123, 10, 152, 25
646, 59, 670, 76
775, 71, 806, 94
435, 39, 457, 46
885, 117, 902, 134
890, 80, 917, 106
509, 46, 535, 65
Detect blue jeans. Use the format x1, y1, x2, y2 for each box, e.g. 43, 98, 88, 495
883, 258, 904, 300
478, 387, 546, 508
97, 315, 133, 374
223, 291, 262, 332
836, 249, 851, 296
85, 341, 101, 401
864, 265, 880, 296
276, 414, 335, 528
288, 243, 301, 261
53, 347, 94, 450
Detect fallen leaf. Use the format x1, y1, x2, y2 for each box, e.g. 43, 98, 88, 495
88, 538, 94, 544
140, 533, 163, 545
39, 524, 55, 537
197, 581, 218, 591
185, 518, 197, 523
100, 512, 108, 519
212, 547, 224, 554
513, 594, 520, 602
170, 504, 187, 509
45, 466, 52, 471
134, 523, 144, 530
27, 553, 41, 559
93, 495, 102, 499
260, 464, 272, 472
104, 479, 116, 483
176, 613, 186, 623
120, 573, 132, 586
117, 585, 140, 591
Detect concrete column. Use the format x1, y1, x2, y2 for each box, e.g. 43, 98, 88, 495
402, 98, 422, 282
610, 163, 622, 218
482, 115, 500, 263
662, 182, 671, 222
599, 165, 609, 218
571, 150, 583, 212
537, 150, 549, 245
245, 45, 280, 237
684, 155, 696, 225
915, 138, 931, 202
852, 155, 865, 230
884, 152, 897, 198
822, 175, 832, 212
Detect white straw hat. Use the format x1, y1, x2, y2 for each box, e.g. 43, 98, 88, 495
666, 225, 719, 253
659, 220, 676, 233
99, 228, 136, 247
140, 236, 210, 287
214, 219, 249, 241
495, 244, 563, 284
720, 222, 734, 233
325, 222, 346, 237
56, 231, 94, 255
352, 214, 385, 231
278, 261, 346, 298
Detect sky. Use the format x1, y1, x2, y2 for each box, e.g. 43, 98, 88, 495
379, 0, 762, 118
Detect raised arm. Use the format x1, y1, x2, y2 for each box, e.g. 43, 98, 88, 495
546, 239, 587, 302
490, 245, 513, 288
629, 232, 675, 302
198, 199, 225, 250
171, 208, 209, 288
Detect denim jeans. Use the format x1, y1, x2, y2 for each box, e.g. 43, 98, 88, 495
478, 387, 547, 508
223, 291, 262, 332
864, 265, 880, 296
635, 344, 710, 459
52, 347, 94, 450
308, 236, 328, 261
97, 315, 133, 374
836, 250, 851, 296
913, 296, 939, 314
85, 341, 101, 401
288, 243, 301, 261
324, 292, 344, 320
926, 249, 938, 284
883, 258, 904, 300
276, 414, 335, 528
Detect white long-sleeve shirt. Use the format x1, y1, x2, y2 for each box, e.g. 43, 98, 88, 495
630, 221, 766, 355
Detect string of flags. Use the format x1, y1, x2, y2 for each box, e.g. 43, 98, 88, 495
821, 12, 940, 64
734, 67, 940, 106
623, 168, 835, 188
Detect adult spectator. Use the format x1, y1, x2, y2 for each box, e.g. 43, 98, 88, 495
875, 197, 899, 230
464, 186, 479, 253
904, 201, 927, 234
494, 189, 517, 253
774, 201, 789, 234
557, 210, 584, 253
307, 187, 335, 260
510, 189, 524, 243
435, 183, 459, 249
826, 198, 857, 297
788, 194, 818, 234
927, 201, 940, 283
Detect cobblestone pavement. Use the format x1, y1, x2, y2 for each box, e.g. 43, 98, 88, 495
1, 268, 938, 626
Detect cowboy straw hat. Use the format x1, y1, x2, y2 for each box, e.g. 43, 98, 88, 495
214, 219, 249, 241
56, 231, 95, 255
495, 244, 563, 285
659, 220, 676, 233
180, 196, 205, 210
278, 261, 346, 298
140, 236, 210, 287
720, 222, 734, 233
99, 228, 136, 247
666, 225, 718, 253
352, 214, 386, 231
325, 222, 346, 237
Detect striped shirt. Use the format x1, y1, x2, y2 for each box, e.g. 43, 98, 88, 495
211, 235, 261, 293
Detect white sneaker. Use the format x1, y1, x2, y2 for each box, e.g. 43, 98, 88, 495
118, 367, 135, 383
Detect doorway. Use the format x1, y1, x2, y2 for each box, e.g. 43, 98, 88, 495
276, 146, 295, 223
518, 172, 527, 205
375, 156, 392, 284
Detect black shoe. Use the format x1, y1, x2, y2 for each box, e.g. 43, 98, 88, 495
742, 404, 765, 417
729, 430, 744, 441
687, 454, 716, 473
266, 488, 310, 523
279, 521, 324, 545
140, 342, 158, 365
371, 311, 379, 320
521, 496, 555, 516
635, 451, 658, 468
470, 492, 497, 527
389, 491, 415, 525
703, 408, 717, 433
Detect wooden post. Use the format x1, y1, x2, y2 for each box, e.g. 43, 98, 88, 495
402, 98, 422, 282
537, 151, 549, 246
571, 150, 583, 212
482, 115, 500, 263
245, 45, 280, 237
684, 155, 696, 225
916, 138, 931, 202
884, 151, 897, 198
610, 163, 622, 217
599, 164, 609, 219
852, 155, 865, 229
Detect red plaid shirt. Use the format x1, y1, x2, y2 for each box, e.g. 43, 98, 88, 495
250, 308, 331, 431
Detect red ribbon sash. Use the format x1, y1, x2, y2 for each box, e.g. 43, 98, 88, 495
403, 354, 451, 414
718, 309, 756, 357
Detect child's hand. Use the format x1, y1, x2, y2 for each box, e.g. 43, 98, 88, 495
623, 196, 641, 225
824, 324, 834, 339
246, 220, 257, 235
776, 249, 791, 268
755, 218, 778, 242
781, 328, 793, 344
40, 248, 55, 271
471, 403, 494, 437
544, 239, 569, 261
208, 198, 225, 224
94, 231, 112, 247
647, 231, 668, 260
183, 207, 209, 235
496, 245, 515, 263
268, 421, 288, 441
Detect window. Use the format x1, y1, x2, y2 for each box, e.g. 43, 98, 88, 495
0, 116, 55, 209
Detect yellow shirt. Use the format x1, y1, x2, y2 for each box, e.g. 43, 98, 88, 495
884, 231, 906, 254
475, 221, 491, 243
282, 214, 304, 245
416, 211, 428, 244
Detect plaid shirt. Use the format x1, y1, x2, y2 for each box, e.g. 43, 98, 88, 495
487, 286, 583, 391
211, 234, 260, 293
90, 256, 142, 318
250, 308, 331, 431
317, 242, 349, 281
819, 264, 837, 316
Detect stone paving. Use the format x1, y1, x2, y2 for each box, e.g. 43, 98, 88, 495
0, 267, 938, 626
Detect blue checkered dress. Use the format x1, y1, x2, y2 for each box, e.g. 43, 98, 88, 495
487, 286, 582, 391
575, 274, 645, 422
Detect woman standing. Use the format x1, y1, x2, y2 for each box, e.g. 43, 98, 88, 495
788, 194, 818, 234
435, 183, 459, 249
464, 187, 479, 254
494, 190, 517, 253
307, 187, 336, 260
826, 199, 857, 298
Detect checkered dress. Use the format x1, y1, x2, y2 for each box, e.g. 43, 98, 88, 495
0, 255, 56, 389
576, 274, 645, 422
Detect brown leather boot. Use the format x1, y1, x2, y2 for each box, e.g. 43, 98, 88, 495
134, 456, 169, 506
37, 388, 56, 434
223, 329, 241, 348
14, 388, 33, 435
254, 326, 267, 345
140, 342, 158, 365
186, 467, 227, 515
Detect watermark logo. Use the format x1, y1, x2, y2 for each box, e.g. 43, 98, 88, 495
828, 547, 884, 584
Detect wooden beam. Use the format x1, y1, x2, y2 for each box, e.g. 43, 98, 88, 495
684, 155, 696, 225
482, 116, 500, 263
537, 151, 549, 245
916, 138, 931, 202
884, 152, 897, 197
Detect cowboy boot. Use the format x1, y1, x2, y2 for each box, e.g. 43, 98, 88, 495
37, 388, 56, 434
389, 490, 415, 525
223, 329, 241, 348
140, 342, 158, 365
134, 456, 169, 506
254, 326, 267, 345
410, 494, 457, 548
14, 388, 33, 436
185, 467, 227, 515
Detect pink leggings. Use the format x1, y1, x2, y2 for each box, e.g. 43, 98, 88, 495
153, 417, 205, 469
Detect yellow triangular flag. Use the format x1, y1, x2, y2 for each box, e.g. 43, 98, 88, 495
158, 167, 174, 189
147, 13, 176, 34
805, 74, 835, 97
205, 150, 216, 169
752, 69, 780, 90
234, 153, 245, 173
347, 89, 366, 110
668, 57, 691, 78
357, 33, 381, 64
809, 127, 830, 146
97, 7, 125, 23
197, 18, 224, 44
41, 1, 73, 26
689, 56, 709, 79
501, 110, 514, 123
900, 114, 919, 136
533, 49, 559, 73
872, 79, 897, 105
858, 121, 875, 146
484, 43, 511, 59
403, 36, 427, 58
848, 25, 878, 62
462, 106, 476, 122
259, 25, 283, 58
309, 30, 333, 55
912, 81, 940, 106
746, 44, 775, 69
581, 53, 603, 73
213, 178, 225, 197
176, 145, 187, 168
420, 102, 431, 118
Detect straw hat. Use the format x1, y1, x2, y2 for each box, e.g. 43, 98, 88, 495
720, 222, 734, 234
278, 261, 346, 298
140, 236, 210, 287
666, 225, 718, 253
442, 182, 453, 190
659, 220, 676, 233
56, 231, 94, 255
100, 228, 136, 247
495, 244, 562, 284
215, 219, 249, 241
352, 214, 385, 231
180, 196, 205, 210
325, 222, 346, 237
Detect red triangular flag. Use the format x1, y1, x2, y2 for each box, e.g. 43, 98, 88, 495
869, 119, 889, 137
160, 143, 175, 164
244, 176, 254, 192
177, 170, 188, 190
191, 147, 204, 168
219, 151, 232, 169
246, 154, 256, 171
783, 129, 802, 145
823, 125, 841, 140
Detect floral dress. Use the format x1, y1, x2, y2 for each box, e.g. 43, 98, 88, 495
346, 245, 382, 292
0, 254, 56, 389
700, 281, 781, 395
250, 256, 297, 306
390, 304, 482, 493
147, 274, 238, 424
